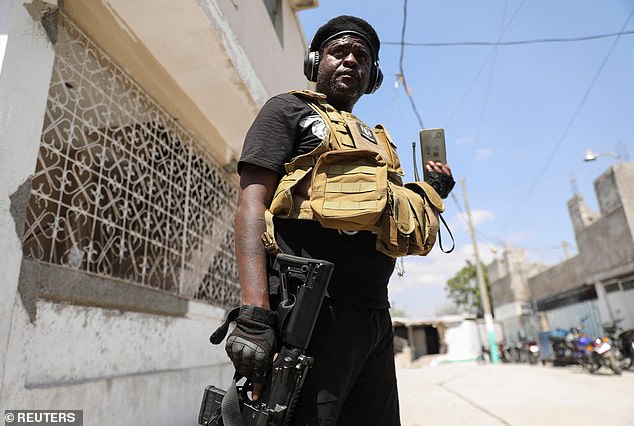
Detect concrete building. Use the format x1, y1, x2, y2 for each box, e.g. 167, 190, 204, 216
489, 248, 546, 342
489, 162, 634, 342
393, 315, 505, 364
0, 1, 314, 424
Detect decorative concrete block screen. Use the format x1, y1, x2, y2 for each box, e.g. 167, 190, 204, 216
22, 16, 241, 308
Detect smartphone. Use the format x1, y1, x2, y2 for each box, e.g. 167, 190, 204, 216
419, 128, 447, 180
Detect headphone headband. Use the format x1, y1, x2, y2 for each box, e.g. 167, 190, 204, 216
303, 33, 383, 94
318, 30, 377, 63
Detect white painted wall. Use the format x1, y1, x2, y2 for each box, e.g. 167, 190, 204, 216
3, 299, 231, 425
0, 2, 240, 422
215, 0, 310, 97
0, 0, 56, 400
0, 0, 13, 71
442, 320, 481, 362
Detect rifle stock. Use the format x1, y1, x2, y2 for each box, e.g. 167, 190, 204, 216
199, 254, 333, 426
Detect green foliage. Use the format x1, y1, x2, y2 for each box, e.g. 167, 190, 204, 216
445, 261, 492, 318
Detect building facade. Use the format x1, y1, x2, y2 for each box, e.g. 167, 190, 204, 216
0, 0, 314, 424
489, 162, 634, 343
489, 248, 546, 342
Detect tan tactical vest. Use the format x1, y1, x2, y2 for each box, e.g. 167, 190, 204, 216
264, 90, 445, 257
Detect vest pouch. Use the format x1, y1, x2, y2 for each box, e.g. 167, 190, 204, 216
376, 181, 443, 257
310, 149, 388, 231
404, 182, 443, 256
376, 183, 416, 257
269, 167, 313, 218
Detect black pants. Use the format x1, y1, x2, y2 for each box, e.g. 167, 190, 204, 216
291, 298, 401, 425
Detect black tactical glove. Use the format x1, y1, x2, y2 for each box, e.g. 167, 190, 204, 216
225, 305, 278, 383
426, 171, 455, 199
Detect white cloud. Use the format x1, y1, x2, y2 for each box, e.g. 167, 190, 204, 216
454, 137, 473, 145
389, 241, 500, 317
475, 148, 492, 160
451, 209, 495, 232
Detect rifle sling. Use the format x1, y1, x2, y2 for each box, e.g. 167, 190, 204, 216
209, 307, 241, 345
220, 377, 243, 426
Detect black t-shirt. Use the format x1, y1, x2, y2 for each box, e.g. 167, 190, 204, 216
238, 93, 395, 308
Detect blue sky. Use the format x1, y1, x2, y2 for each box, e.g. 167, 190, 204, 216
298, 1, 634, 316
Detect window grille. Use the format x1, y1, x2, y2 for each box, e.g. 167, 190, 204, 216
604, 282, 621, 293
22, 16, 241, 308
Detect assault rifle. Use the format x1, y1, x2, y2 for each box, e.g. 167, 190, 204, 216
198, 254, 334, 426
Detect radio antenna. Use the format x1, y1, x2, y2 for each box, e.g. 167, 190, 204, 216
412, 141, 420, 181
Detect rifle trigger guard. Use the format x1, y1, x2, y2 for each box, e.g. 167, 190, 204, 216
277, 294, 296, 336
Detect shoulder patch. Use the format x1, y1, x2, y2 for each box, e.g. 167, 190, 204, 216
300, 114, 328, 140
356, 122, 377, 144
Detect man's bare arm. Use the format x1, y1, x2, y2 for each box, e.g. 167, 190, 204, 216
235, 163, 279, 309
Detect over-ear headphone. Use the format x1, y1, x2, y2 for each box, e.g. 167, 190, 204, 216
303, 42, 383, 95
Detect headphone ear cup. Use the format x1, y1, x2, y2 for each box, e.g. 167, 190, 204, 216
303, 51, 320, 82
365, 65, 383, 94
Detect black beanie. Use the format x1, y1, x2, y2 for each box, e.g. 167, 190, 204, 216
309, 15, 380, 61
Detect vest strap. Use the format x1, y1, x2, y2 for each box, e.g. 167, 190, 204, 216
323, 200, 379, 210
325, 181, 377, 193
261, 210, 282, 255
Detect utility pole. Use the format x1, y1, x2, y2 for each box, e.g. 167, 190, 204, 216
461, 179, 499, 363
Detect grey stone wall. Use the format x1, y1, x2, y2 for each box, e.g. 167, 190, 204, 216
491, 274, 514, 306
528, 255, 586, 300
524, 163, 634, 301
577, 207, 634, 283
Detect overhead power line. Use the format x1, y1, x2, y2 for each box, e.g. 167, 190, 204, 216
443, 0, 526, 128
384, 29, 634, 48
397, 0, 424, 129
498, 6, 634, 235
461, 0, 508, 179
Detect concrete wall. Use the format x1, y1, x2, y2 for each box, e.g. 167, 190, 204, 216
604, 285, 634, 330
490, 249, 544, 308
491, 274, 514, 307
613, 162, 634, 234
0, 4, 232, 421
494, 302, 522, 321
4, 272, 231, 425
490, 163, 634, 338
577, 208, 634, 283
1, 0, 313, 423
217, 0, 310, 97
62, 0, 311, 168
1, 0, 57, 401
528, 255, 586, 301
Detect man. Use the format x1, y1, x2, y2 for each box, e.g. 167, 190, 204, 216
227, 15, 454, 424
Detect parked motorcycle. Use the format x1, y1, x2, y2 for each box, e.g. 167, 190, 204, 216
588, 335, 621, 375
512, 338, 540, 364
498, 342, 512, 363
549, 326, 593, 368
603, 319, 634, 371
479, 343, 512, 363
525, 339, 540, 364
